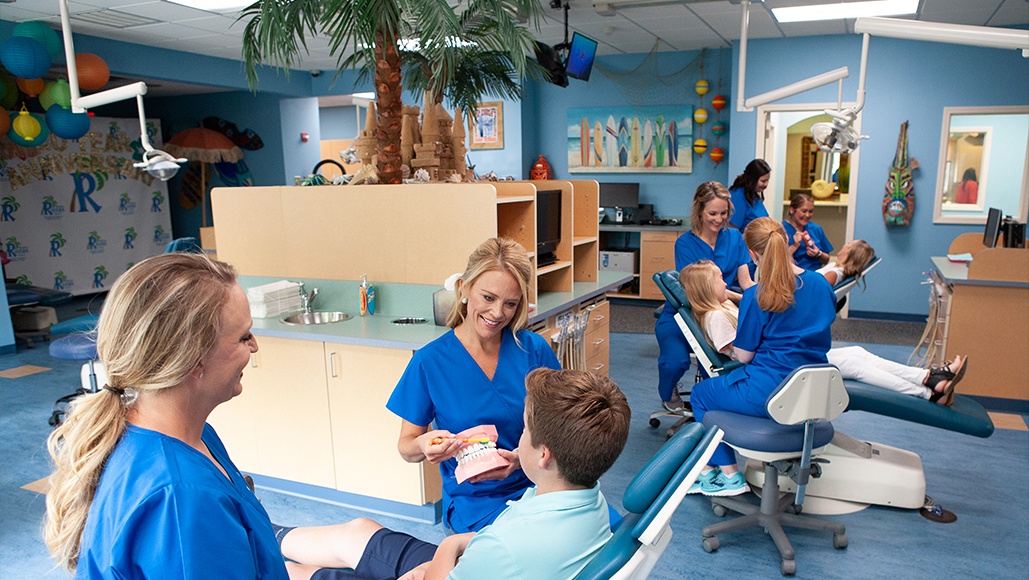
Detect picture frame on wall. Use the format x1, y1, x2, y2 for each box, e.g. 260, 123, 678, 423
567, 105, 693, 174
469, 102, 504, 150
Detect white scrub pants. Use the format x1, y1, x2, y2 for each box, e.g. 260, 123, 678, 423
828, 346, 931, 399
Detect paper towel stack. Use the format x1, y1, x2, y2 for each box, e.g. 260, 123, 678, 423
248, 281, 304, 318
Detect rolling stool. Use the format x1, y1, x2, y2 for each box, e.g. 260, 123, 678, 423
48, 333, 107, 427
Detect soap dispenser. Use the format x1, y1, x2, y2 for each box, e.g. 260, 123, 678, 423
360, 275, 375, 316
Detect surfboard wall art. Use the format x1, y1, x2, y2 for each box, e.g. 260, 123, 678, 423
567, 105, 692, 174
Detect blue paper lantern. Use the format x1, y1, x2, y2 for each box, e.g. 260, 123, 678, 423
13, 21, 62, 59
7, 112, 49, 148
46, 105, 91, 140
0, 37, 51, 80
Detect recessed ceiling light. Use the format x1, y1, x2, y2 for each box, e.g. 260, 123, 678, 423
772, 0, 919, 24
164, 0, 253, 14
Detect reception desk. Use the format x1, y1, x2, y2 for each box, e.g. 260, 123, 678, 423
928, 234, 1029, 402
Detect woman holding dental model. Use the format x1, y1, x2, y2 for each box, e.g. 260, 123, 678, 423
387, 238, 561, 533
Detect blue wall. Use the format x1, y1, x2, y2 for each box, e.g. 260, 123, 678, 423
727, 34, 1029, 317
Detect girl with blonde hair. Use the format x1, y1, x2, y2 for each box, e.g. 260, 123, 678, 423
685, 217, 837, 497
818, 239, 875, 286
44, 253, 284, 577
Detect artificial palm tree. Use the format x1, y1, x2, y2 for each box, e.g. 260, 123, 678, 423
240, 0, 547, 184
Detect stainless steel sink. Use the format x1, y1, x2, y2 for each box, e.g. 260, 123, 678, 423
281, 311, 350, 325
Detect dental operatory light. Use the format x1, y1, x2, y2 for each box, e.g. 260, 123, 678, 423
59, 0, 186, 181
811, 109, 867, 154
772, 0, 918, 24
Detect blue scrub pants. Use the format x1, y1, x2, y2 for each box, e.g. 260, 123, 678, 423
655, 311, 691, 402
690, 373, 770, 466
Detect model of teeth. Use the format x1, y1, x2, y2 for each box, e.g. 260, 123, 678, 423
453, 424, 510, 484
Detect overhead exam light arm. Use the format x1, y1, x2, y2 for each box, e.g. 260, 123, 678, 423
57, 0, 185, 180
855, 16, 1029, 56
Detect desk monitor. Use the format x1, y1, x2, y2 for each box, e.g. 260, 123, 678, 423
599, 182, 639, 209
565, 32, 598, 82
536, 189, 562, 266
984, 207, 1003, 248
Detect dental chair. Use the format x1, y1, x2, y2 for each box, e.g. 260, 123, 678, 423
702, 364, 849, 576
574, 422, 722, 580
831, 255, 881, 312
653, 269, 994, 517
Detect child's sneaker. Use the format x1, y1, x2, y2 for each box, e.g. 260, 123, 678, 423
687, 467, 720, 494
701, 471, 751, 497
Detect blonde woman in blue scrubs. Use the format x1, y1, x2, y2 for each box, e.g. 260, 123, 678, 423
387, 237, 561, 533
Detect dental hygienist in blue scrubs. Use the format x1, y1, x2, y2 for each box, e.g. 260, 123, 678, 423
45, 253, 286, 579
387, 237, 561, 533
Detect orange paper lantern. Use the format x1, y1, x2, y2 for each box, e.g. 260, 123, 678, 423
16, 77, 45, 97
75, 53, 110, 91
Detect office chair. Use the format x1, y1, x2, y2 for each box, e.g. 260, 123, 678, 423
573, 422, 722, 580
700, 364, 850, 576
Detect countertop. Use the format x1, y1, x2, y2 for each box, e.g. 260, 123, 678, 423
599, 222, 686, 233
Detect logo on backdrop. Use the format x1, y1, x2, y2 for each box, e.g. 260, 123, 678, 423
153, 226, 170, 246
54, 271, 75, 291
42, 195, 66, 220
123, 227, 137, 250
87, 231, 108, 254
5, 237, 27, 262
151, 190, 165, 213
49, 233, 67, 257
72, 172, 103, 214
2, 196, 19, 222
119, 193, 136, 215
15, 274, 32, 286
92, 265, 109, 289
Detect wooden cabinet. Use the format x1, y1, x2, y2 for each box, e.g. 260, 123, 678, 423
639, 231, 679, 300
584, 300, 610, 376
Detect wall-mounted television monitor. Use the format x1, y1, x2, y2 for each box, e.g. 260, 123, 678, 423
984, 207, 1003, 248
532, 41, 568, 87
565, 32, 598, 81
536, 189, 562, 266
599, 182, 639, 208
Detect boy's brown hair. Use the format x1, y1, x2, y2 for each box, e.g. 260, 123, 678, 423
524, 369, 631, 488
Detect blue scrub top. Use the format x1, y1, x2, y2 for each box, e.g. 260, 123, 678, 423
782, 221, 834, 271
76, 424, 287, 579
387, 328, 561, 533
662, 229, 751, 317
728, 185, 769, 231
729, 270, 836, 407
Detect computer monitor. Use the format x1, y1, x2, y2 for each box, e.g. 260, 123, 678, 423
599, 182, 639, 209
536, 189, 562, 266
532, 41, 568, 87
565, 32, 598, 82
984, 207, 1003, 248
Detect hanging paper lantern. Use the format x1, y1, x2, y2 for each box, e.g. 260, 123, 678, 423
711, 95, 727, 111
75, 53, 111, 91
46, 105, 91, 140
711, 121, 728, 137
49, 78, 72, 109
710, 147, 725, 165
0, 109, 9, 136
16, 77, 45, 98
8, 109, 48, 147
0, 37, 51, 80
693, 138, 707, 155
695, 79, 709, 96
13, 21, 62, 59
694, 108, 708, 124
0, 72, 18, 110
39, 81, 57, 110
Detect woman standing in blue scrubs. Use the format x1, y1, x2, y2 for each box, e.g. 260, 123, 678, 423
387, 238, 561, 533
783, 192, 832, 270
687, 217, 837, 496
45, 254, 286, 578
655, 182, 754, 411
727, 158, 771, 231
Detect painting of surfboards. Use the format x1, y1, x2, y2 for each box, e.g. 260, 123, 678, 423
618, 117, 629, 167
643, 120, 653, 167
668, 120, 678, 167
580, 117, 590, 167
605, 116, 617, 168
654, 116, 666, 168
630, 118, 641, 167
593, 122, 603, 166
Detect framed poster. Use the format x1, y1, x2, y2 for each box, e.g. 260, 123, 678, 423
469, 102, 504, 150
567, 105, 693, 173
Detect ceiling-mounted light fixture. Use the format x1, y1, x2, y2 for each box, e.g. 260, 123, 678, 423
164, 0, 252, 14
772, 0, 918, 24
59, 0, 185, 181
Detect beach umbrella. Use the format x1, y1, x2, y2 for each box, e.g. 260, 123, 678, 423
164, 127, 245, 226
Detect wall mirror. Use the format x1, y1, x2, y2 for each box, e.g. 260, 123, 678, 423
934, 106, 1029, 224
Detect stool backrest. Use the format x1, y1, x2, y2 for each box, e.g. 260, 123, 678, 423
767, 364, 849, 425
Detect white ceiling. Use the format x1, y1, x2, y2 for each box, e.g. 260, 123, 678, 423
2, 0, 1027, 95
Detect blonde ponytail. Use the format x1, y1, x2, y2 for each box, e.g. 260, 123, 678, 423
744, 217, 796, 313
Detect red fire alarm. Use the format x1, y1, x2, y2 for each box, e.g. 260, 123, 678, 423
300, 132, 309, 142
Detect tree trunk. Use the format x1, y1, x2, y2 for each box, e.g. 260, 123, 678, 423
374, 26, 403, 185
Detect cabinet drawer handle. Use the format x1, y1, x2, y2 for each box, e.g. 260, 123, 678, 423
592, 338, 606, 346
329, 352, 339, 377
591, 363, 606, 371
592, 314, 606, 322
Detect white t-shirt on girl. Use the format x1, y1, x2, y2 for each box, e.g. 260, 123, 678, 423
703, 309, 739, 360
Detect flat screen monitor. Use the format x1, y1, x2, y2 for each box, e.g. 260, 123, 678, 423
565, 32, 598, 81
536, 189, 562, 265
984, 207, 1003, 248
599, 182, 639, 208
532, 41, 568, 87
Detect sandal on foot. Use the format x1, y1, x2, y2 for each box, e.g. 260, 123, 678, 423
927, 356, 966, 406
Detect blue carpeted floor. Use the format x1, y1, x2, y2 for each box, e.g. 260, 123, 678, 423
1, 333, 1027, 578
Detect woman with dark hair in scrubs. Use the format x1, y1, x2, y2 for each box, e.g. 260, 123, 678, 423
783, 192, 833, 270
728, 158, 771, 231
387, 237, 561, 533
654, 181, 754, 412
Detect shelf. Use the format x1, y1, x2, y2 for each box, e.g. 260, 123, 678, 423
497, 194, 534, 204
537, 260, 572, 276
573, 235, 598, 246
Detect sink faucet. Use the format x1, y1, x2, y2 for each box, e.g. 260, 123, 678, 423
297, 283, 319, 313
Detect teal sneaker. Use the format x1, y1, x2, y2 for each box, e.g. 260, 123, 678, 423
701, 471, 751, 497
687, 468, 720, 495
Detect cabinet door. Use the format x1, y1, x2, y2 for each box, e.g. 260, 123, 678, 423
327, 344, 441, 505
640, 232, 679, 300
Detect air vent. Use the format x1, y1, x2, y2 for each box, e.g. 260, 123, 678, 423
71, 10, 160, 29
